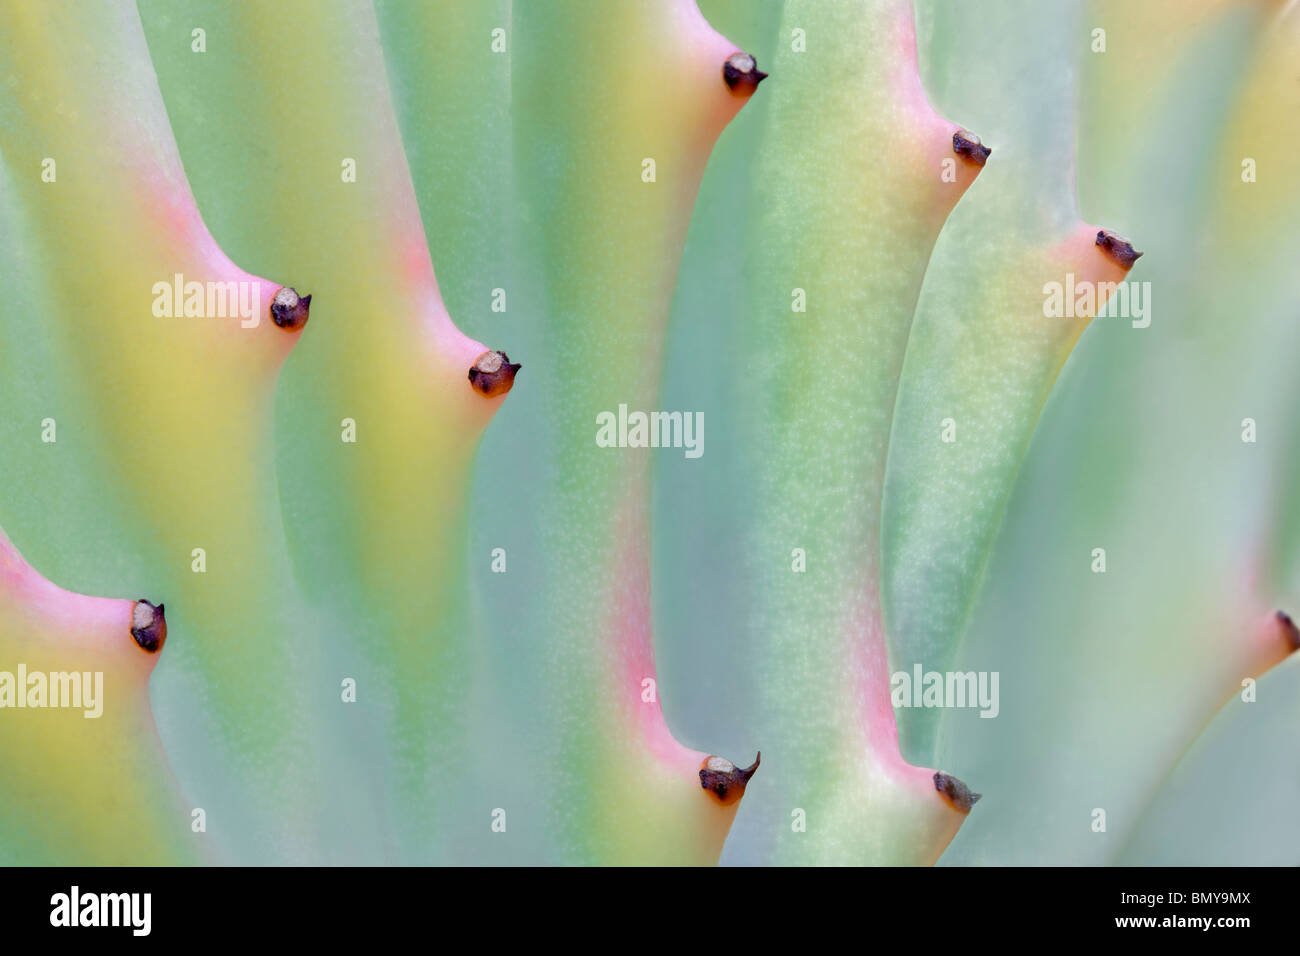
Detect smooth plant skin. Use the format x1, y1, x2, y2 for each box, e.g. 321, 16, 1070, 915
931, 0, 1300, 866
503, 0, 764, 865
140, 0, 509, 864
882, 0, 1136, 762
0, 0, 322, 861
373, 0, 513, 332
139, 0, 763, 864
1117, 656, 1300, 865
0, 528, 197, 865
1110, 0, 1300, 861
725, 0, 988, 866
1, 0, 1298, 868
143, 0, 756, 866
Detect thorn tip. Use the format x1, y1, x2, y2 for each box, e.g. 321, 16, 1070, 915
270, 286, 311, 331
952, 129, 991, 166
1276, 610, 1300, 652
723, 52, 767, 96
468, 350, 521, 398
700, 751, 760, 806
1095, 230, 1143, 269
933, 771, 980, 813
129, 599, 167, 654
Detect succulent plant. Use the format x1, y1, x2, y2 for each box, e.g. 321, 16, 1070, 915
0, 0, 1295, 867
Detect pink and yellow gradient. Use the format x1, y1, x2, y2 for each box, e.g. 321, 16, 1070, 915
0, 0, 327, 856
0, 526, 197, 865
512, 0, 766, 863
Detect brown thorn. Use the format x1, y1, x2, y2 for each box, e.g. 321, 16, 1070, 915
1095, 230, 1143, 269
933, 771, 981, 813
270, 287, 311, 331
1276, 610, 1300, 652
952, 129, 991, 166
723, 52, 767, 97
699, 751, 761, 806
130, 600, 167, 654
468, 350, 521, 398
